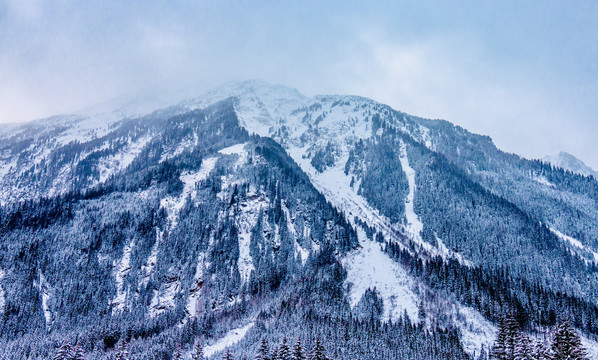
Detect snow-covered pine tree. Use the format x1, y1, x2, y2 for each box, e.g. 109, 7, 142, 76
278, 338, 291, 360
551, 321, 587, 360
53, 341, 73, 360
173, 345, 183, 360
489, 312, 519, 360
292, 338, 306, 360
115, 341, 129, 360
513, 332, 534, 360
489, 317, 508, 360
533, 341, 553, 360
223, 349, 235, 360
192, 341, 205, 360
255, 338, 270, 360
477, 345, 488, 360
71, 342, 85, 360
308, 338, 327, 360
271, 345, 279, 360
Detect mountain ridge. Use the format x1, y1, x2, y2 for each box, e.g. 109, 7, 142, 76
0, 81, 597, 359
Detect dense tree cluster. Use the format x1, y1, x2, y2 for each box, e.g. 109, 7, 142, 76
487, 314, 587, 360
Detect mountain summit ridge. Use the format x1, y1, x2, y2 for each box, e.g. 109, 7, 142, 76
543, 151, 597, 179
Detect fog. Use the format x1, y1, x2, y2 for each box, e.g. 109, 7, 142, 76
1, 0, 597, 168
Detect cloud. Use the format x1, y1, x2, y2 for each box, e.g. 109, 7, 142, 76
4, 0, 43, 24
323, 32, 598, 169
0, 1, 596, 168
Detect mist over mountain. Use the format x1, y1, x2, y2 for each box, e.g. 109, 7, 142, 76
0, 81, 596, 359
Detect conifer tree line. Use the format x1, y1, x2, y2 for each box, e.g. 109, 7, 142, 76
485, 313, 588, 360
50, 336, 329, 360
50, 320, 592, 360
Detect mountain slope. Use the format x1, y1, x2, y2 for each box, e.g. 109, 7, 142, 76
0, 81, 597, 359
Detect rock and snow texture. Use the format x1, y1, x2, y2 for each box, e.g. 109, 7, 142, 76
543, 151, 598, 178
455, 305, 497, 357
203, 322, 255, 358
149, 274, 181, 318
111, 240, 134, 314
218, 142, 248, 157
0, 270, 5, 314
96, 134, 153, 183
217, 143, 258, 282
286, 146, 399, 246
398, 141, 424, 242
184, 80, 309, 137
550, 227, 598, 265
186, 253, 207, 318
581, 335, 598, 359
140, 229, 162, 287
343, 227, 419, 323
38, 273, 53, 329
235, 193, 262, 282
282, 201, 309, 264
160, 156, 218, 228
532, 174, 556, 188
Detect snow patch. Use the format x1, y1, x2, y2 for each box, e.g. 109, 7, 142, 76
38, 273, 53, 329
112, 240, 134, 314
286, 146, 399, 245
160, 156, 218, 228
419, 125, 433, 149
149, 273, 181, 317
186, 252, 207, 318
0, 270, 5, 313
96, 134, 152, 183
456, 305, 497, 357
398, 141, 424, 243
235, 192, 265, 282
184, 80, 309, 137
218, 143, 247, 156
581, 334, 598, 359
282, 201, 309, 264
343, 227, 419, 322
140, 229, 161, 288
204, 322, 255, 358
436, 235, 473, 267
533, 174, 556, 188
550, 227, 598, 264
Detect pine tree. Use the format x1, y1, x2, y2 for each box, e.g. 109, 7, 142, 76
115, 341, 129, 360
533, 341, 553, 360
477, 345, 488, 360
513, 333, 534, 360
490, 313, 519, 360
255, 338, 270, 360
223, 349, 235, 360
551, 321, 587, 360
308, 338, 327, 360
53, 341, 73, 360
270, 346, 279, 360
71, 342, 85, 360
192, 341, 205, 360
278, 338, 291, 360
292, 339, 306, 360
173, 345, 183, 360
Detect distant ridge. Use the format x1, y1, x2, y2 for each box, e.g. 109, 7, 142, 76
543, 151, 597, 178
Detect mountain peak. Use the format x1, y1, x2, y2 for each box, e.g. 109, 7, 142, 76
543, 151, 597, 178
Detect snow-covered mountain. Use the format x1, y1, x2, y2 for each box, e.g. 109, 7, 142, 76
0, 80, 596, 359
543, 151, 598, 179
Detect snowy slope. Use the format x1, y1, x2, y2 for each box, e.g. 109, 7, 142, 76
343, 227, 419, 322
543, 152, 597, 178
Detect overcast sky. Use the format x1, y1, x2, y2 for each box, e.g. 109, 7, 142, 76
1, 1, 597, 168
